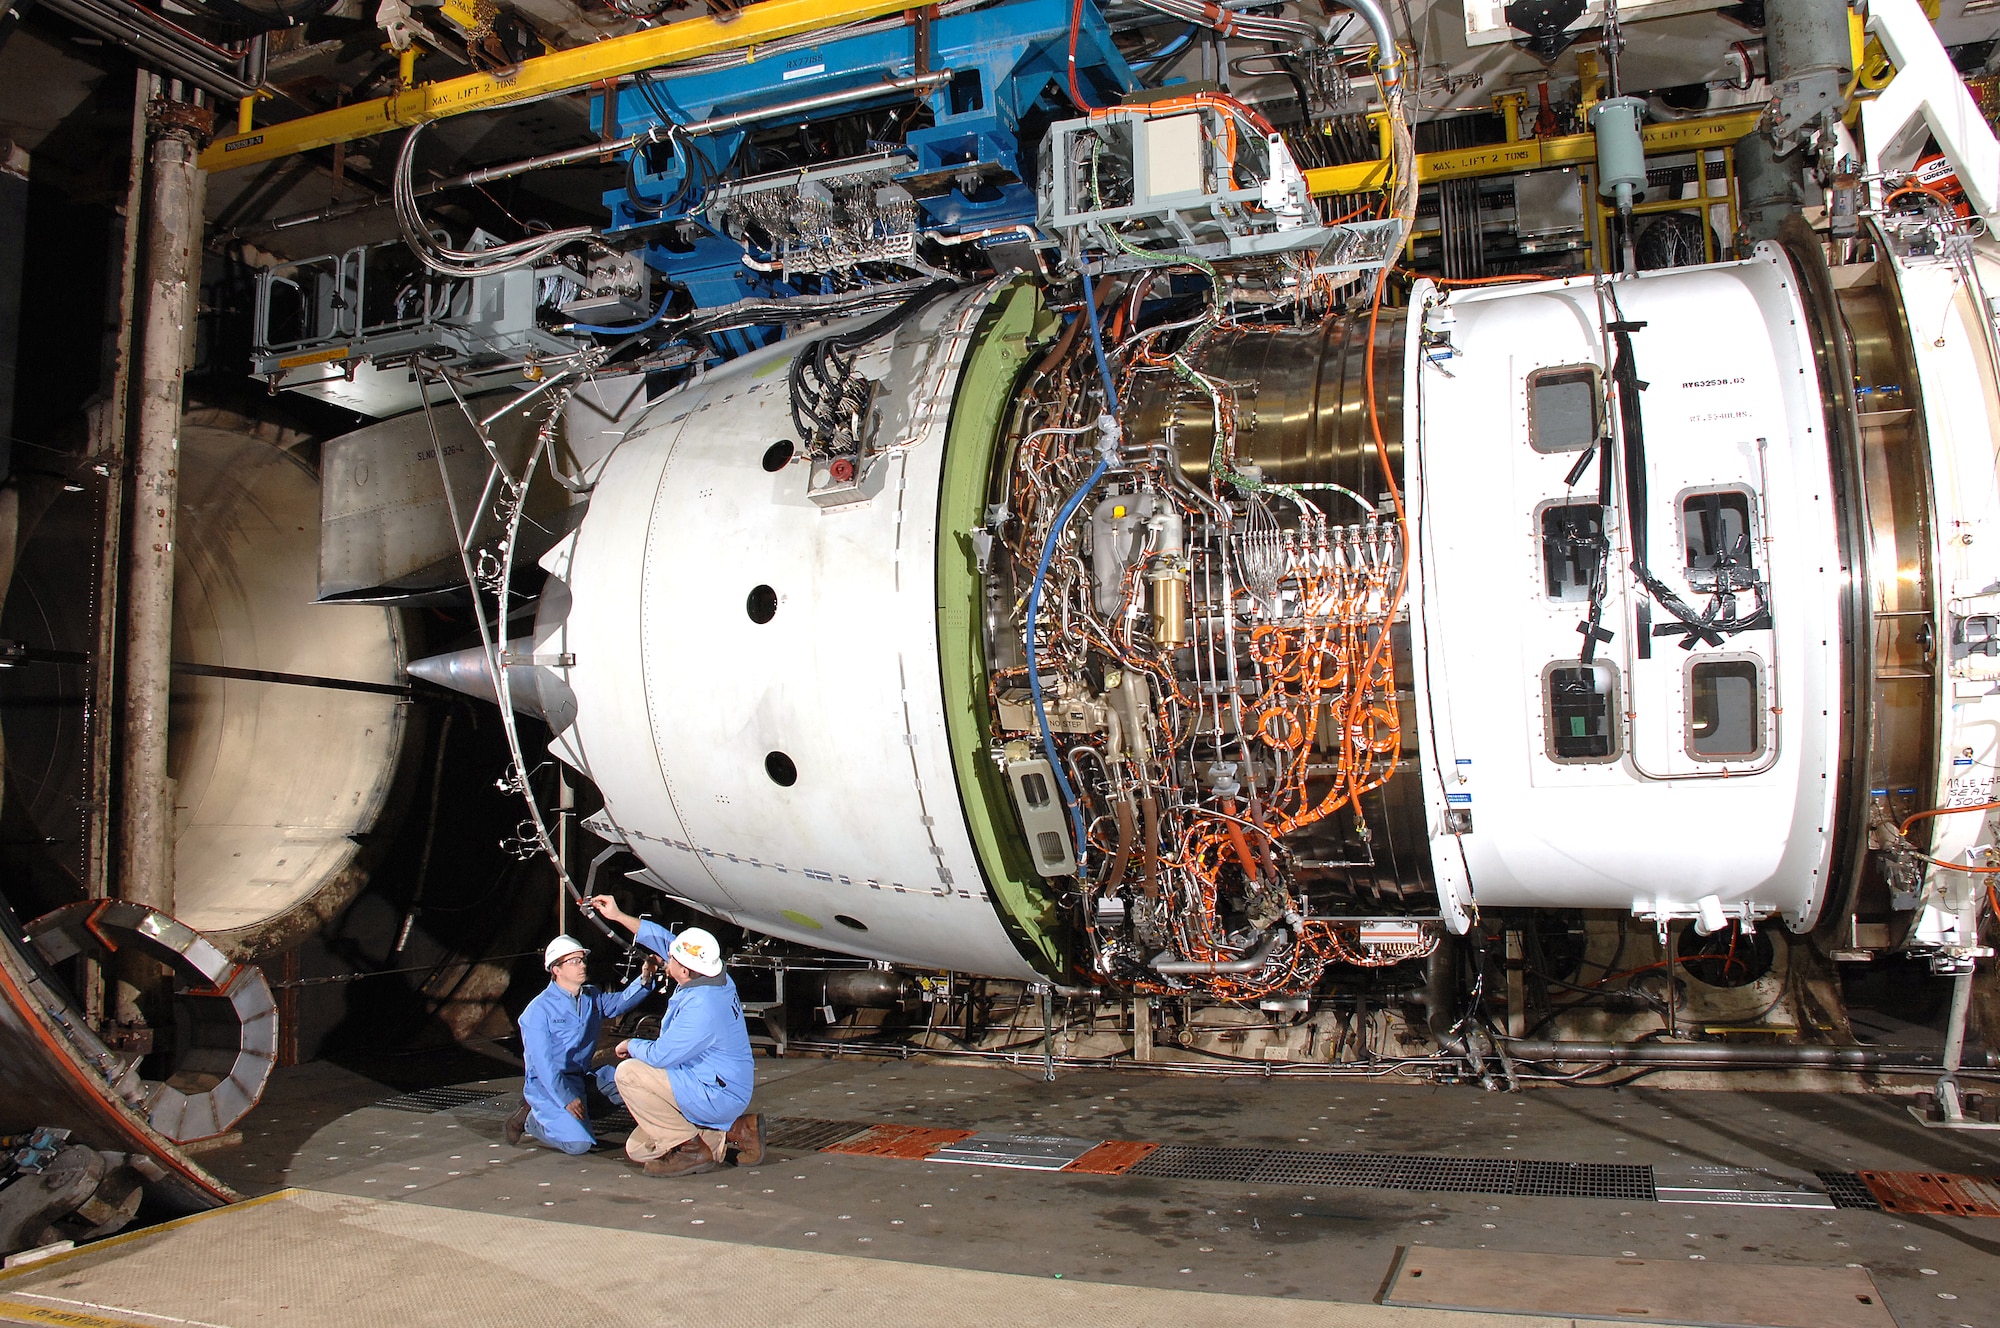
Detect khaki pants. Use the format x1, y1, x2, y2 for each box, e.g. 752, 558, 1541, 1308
613, 1058, 728, 1163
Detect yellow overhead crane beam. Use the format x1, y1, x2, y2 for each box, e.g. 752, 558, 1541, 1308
1303, 109, 1765, 196
200, 0, 918, 173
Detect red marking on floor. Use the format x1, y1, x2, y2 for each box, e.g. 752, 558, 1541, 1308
1860, 1170, 2000, 1218
823, 1124, 976, 1160
1062, 1140, 1158, 1175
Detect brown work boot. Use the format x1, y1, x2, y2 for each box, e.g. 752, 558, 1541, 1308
725, 1112, 765, 1166
642, 1138, 721, 1178
502, 1098, 530, 1146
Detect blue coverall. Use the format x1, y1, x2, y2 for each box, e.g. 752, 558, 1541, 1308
623, 920, 755, 1129
518, 971, 654, 1154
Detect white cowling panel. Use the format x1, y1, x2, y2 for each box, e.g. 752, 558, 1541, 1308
556, 289, 1041, 979
1410, 251, 1843, 930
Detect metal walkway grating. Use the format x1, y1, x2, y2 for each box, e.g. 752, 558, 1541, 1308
1816, 1171, 1883, 1210
766, 1117, 870, 1152
375, 1086, 517, 1115
1517, 1159, 1656, 1200
1129, 1143, 1656, 1201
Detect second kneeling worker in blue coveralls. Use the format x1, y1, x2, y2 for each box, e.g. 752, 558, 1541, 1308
586, 894, 761, 1177
505, 934, 660, 1155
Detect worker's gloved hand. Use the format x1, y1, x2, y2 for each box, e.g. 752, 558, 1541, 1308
638, 955, 660, 988
565, 1098, 586, 1121
585, 895, 639, 932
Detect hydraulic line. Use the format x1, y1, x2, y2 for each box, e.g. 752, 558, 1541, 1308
569, 302, 673, 337
1104, 795, 1136, 894
1078, 264, 1122, 413
1028, 459, 1111, 857
1021, 265, 1128, 861
394, 122, 595, 278
1150, 927, 1283, 975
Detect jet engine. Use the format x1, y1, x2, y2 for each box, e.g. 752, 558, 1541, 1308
415, 219, 2000, 999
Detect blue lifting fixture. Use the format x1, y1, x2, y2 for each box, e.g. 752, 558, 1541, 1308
589, 0, 1135, 356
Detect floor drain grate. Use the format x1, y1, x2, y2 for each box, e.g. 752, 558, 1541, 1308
1816, 1171, 1882, 1210
767, 1117, 870, 1152
375, 1086, 515, 1115
1127, 1145, 1273, 1183
1517, 1159, 1656, 1201
1130, 1145, 1656, 1201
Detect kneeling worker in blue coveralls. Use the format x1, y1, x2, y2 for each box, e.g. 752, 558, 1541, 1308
586, 893, 761, 1178
505, 934, 659, 1154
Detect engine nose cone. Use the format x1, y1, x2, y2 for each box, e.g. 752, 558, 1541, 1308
406, 645, 500, 703
406, 645, 575, 729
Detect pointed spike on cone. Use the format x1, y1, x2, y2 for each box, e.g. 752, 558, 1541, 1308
408, 645, 569, 725
406, 646, 502, 707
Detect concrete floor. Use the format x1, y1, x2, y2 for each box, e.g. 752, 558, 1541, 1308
8, 1055, 2000, 1328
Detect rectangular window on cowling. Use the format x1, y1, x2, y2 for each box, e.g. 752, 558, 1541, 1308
1543, 661, 1620, 763
1527, 365, 1600, 454
1540, 503, 1605, 602
1681, 489, 1757, 591
1687, 657, 1764, 760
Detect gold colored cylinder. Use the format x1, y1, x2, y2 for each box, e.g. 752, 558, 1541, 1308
1149, 560, 1190, 647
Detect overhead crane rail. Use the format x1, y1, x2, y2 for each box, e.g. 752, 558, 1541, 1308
199, 0, 923, 172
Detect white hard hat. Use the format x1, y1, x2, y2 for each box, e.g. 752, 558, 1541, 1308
668, 927, 724, 977
543, 935, 587, 970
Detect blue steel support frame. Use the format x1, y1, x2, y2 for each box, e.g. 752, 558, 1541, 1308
591, 0, 1133, 349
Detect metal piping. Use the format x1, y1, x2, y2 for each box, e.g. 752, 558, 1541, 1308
1763, 0, 1853, 147
92, 0, 249, 62
40, 0, 257, 100
114, 103, 206, 1025
469, 70, 953, 188
1149, 928, 1283, 975
1335, 0, 1402, 89
694, 68, 949, 135
200, 0, 925, 172
1491, 1039, 2000, 1071
221, 69, 950, 243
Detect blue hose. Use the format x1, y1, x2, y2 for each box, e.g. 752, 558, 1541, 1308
1078, 262, 1120, 413
1132, 24, 1197, 71
569, 300, 671, 336
1024, 261, 1125, 869
1026, 458, 1108, 861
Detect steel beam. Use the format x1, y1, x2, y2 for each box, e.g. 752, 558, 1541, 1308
198, 0, 919, 173
1305, 110, 1764, 196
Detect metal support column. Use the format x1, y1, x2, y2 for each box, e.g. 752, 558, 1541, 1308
113, 94, 209, 1027
1911, 965, 2000, 1130
81, 72, 153, 1034
1037, 983, 1056, 1082
1503, 930, 1526, 1038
